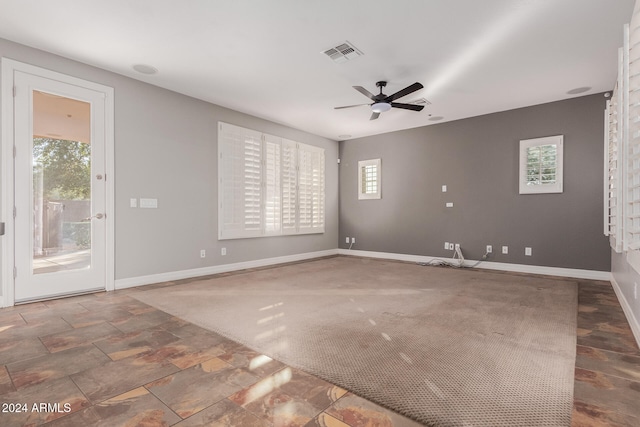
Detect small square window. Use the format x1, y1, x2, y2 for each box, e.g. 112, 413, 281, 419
519, 135, 563, 194
358, 158, 381, 200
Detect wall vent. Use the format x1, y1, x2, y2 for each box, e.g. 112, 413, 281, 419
323, 41, 363, 64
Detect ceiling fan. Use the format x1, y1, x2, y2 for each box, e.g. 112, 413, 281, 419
335, 81, 425, 120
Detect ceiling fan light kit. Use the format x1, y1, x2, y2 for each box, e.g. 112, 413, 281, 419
371, 102, 392, 113
335, 80, 425, 120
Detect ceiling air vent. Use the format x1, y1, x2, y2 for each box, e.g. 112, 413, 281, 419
323, 41, 363, 64
406, 97, 431, 106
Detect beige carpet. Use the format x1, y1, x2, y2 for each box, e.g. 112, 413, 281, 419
133, 256, 577, 427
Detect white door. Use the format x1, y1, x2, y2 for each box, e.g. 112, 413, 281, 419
13, 70, 109, 302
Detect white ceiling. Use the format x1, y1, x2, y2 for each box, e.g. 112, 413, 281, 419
0, 0, 634, 140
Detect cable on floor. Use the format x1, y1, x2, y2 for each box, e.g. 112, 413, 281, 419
418, 247, 489, 269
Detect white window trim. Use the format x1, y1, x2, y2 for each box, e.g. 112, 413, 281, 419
519, 135, 563, 195
218, 122, 325, 240
358, 158, 381, 200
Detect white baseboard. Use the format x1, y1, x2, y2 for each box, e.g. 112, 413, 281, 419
115, 249, 339, 290
610, 275, 640, 349
115, 247, 611, 290
337, 249, 612, 281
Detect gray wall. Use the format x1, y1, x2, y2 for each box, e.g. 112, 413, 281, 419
339, 94, 610, 271
0, 38, 339, 284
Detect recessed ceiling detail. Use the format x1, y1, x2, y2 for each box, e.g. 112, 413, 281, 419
322, 41, 363, 64
132, 64, 158, 75
566, 86, 591, 95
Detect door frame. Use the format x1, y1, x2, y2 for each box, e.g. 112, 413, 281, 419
1, 58, 115, 307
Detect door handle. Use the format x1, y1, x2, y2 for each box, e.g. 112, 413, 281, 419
82, 213, 104, 221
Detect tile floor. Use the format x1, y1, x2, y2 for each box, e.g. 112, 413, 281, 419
0, 272, 638, 426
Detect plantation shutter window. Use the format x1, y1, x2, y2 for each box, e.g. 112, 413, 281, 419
219, 123, 263, 239
626, 16, 640, 251
604, 4, 640, 271
358, 159, 381, 200
605, 80, 623, 252
281, 139, 298, 234
218, 122, 325, 239
518, 136, 563, 195
264, 134, 281, 235
311, 147, 325, 231
298, 144, 325, 233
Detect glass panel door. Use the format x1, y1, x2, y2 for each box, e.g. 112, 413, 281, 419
32, 90, 92, 274
14, 70, 107, 302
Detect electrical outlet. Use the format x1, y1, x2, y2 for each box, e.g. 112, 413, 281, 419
525, 247, 532, 256
200, 250, 206, 258
346, 237, 350, 244
351, 237, 355, 244
486, 245, 492, 253
455, 243, 460, 250
442, 185, 447, 192
444, 242, 449, 250
130, 198, 137, 208
221, 247, 226, 256
502, 246, 508, 254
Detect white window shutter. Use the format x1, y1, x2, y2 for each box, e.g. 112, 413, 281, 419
219, 123, 263, 239
218, 123, 324, 239
281, 139, 298, 234
311, 146, 325, 231
264, 134, 281, 234
606, 87, 623, 252
626, 17, 640, 250
298, 146, 313, 231
297, 144, 325, 233
358, 158, 382, 200
518, 136, 563, 194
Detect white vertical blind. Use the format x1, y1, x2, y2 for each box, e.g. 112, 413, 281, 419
218, 122, 325, 239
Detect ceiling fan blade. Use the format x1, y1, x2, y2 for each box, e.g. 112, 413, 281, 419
370, 112, 380, 120
384, 82, 424, 102
334, 103, 370, 110
353, 86, 376, 100
390, 102, 424, 111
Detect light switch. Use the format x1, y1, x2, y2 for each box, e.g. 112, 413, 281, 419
130, 198, 137, 208
446, 202, 453, 208
442, 185, 447, 192
140, 198, 158, 208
